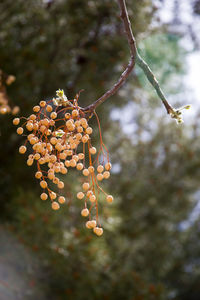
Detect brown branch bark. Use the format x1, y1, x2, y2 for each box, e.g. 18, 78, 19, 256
83, 0, 137, 113
83, 0, 174, 116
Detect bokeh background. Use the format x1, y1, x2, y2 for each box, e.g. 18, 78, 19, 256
1, 0, 200, 299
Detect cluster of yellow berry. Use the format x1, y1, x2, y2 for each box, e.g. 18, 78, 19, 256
13, 90, 113, 236
0, 69, 19, 115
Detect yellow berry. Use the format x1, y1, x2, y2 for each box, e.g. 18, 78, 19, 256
42, 118, 49, 126
89, 195, 96, 203
77, 192, 84, 200
33, 106, 40, 113
26, 122, 33, 131
46, 129, 51, 136
86, 220, 96, 229
55, 143, 62, 151
40, 100, 46, 107
39, 125, 46, 133
13, 118, 20, 125
69, 125, 75, 132
64, 113, 71, 119
90, 220, 96, 228
60, 167, 68, 174
86, 221, 92, 229
75, 120, 81, 127
49, 119, 55, 126
82, 123, 88, 129
46, 143, 53, 152
60, 152, 67, 160
58, 181, 64, 189
103, 171, 110, 179
86, 190, 93, 198
78, 153, 84, 160
82, 134, 89, 143
12, 106, 20, 115
27, 159, 33, 166
54, 166, 60, 173
93, 227, 103, 236
105, 162, 112, 171
64, 150, 70, 157
70, 142, 76, 149
19, 145, 27, 154
35, 171, 42, 179
50, 112, 57, 119
70, 159, 76, 167
86, 127, 93, 135
88, 166, 94, 173
77, 163, 83, 171
39, 158, 45, 164
97, 173, 103, 181
50, 137, 57, 145
97, 165, 104, 173
6, 75, 15, 85
81, 208, 89, 217
50, 192, 57, 200
77, 126, 83, 133
0, 107, 7, 114
34, 153, 40, 160
66, 120, 73, 128
89, 147, 96, 155
52, 201, 60, 210
50, 155, 57, 163
17, 127, 23, 135
65, 160, 70, 167
106, 195, 113, 203
72, 109, 79, 117
40, 193, 48, 200
27, 134, 34, 141
33, 123, 39, 131
46, 105, 52, 112
29, 114, 36, 121
58, 196, 66, 204
80, 118, 88, 129
30, 137, 37, 145
53, 177, 59, 185
80, 118, 87, 125
82, 169, 89, 176
82, 182, 90, 191
48, 172, 55, 180
76, 133, 82, 140
40, 180, 47, 189
72, 155, 79, 162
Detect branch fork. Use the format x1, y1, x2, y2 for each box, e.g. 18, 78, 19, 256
79, 1, 190, 124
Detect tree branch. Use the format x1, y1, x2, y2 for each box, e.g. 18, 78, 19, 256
135, 53, 173, 114
83, 0, 136, 113
83, 0, 173, 115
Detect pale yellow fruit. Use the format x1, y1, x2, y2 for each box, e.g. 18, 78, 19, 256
77, 192, 84, 200
40, 193, 48, 201
106, 195, 113, 203
52, 201, 60, 210
81, 208, 89, 217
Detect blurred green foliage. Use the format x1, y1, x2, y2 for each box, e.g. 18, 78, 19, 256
1, 0, 200, 299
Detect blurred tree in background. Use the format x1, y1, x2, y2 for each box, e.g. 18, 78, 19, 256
0, 0, 200, 299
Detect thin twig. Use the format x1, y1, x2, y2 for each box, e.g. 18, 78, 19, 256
136, 52, 173, 113
83, 0, 173, 115
83, 0, 136, 112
